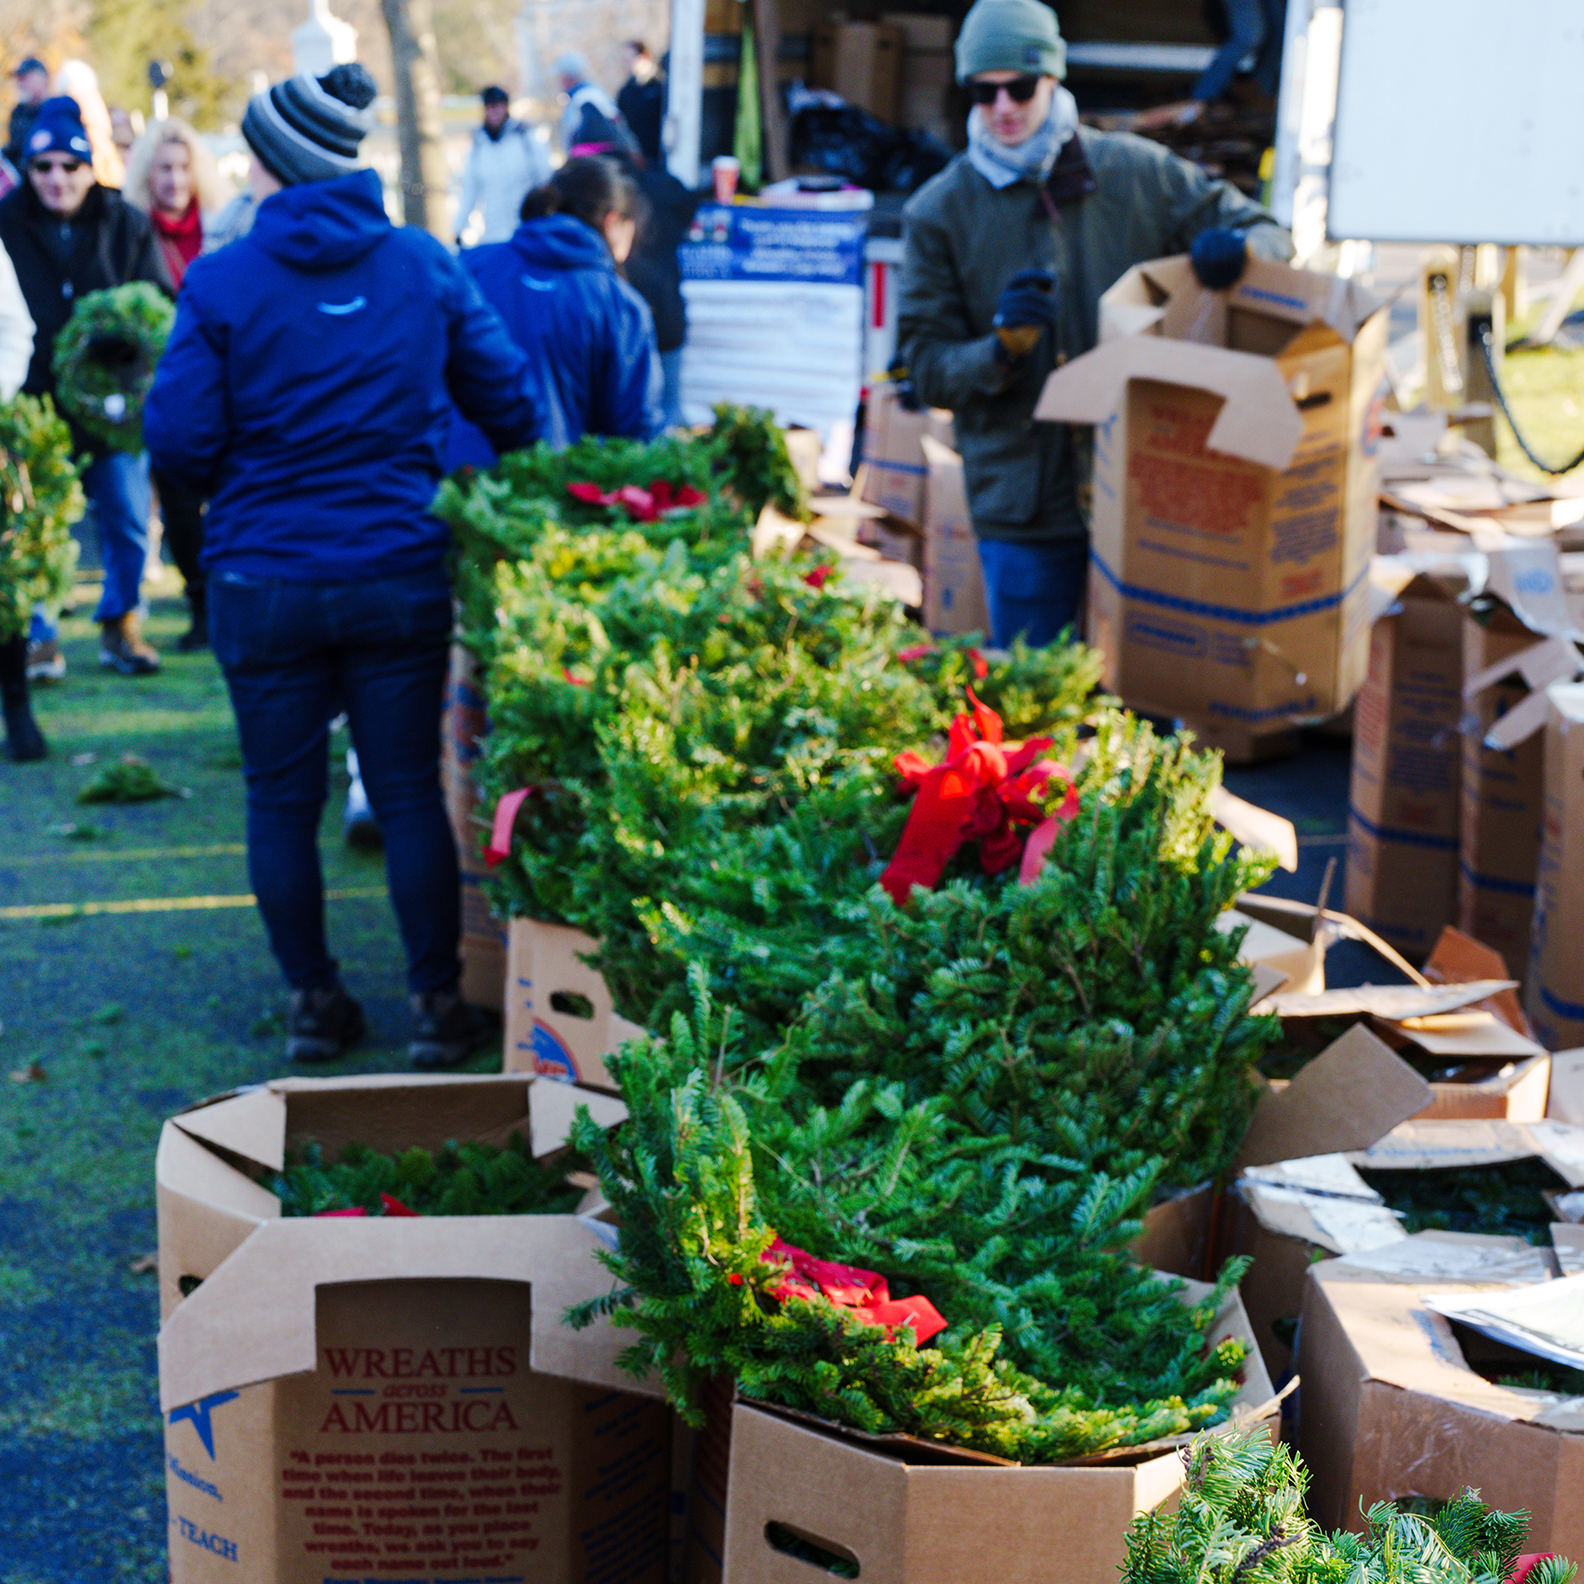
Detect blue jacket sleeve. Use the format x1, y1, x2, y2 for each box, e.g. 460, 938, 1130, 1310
441, 253, 543, 454
593, 282, 663, 440
143, 273, 229, 490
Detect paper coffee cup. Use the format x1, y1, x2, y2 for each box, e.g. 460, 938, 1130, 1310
712, 155, 740, 203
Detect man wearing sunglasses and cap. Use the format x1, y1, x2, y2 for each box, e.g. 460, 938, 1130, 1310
897, 0, 1289, 649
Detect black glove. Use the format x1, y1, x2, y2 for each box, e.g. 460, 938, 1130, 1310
992, 268, 1058, 366
1190, 228, 1249, 291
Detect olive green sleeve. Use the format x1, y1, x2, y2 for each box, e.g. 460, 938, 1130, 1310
896, 207, 1013, 411
1152, 142, 1293, 262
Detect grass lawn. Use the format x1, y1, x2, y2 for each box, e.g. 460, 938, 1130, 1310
0, 566, 498, 1583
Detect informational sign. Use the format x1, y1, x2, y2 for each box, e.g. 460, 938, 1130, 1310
681, 204, 866, 287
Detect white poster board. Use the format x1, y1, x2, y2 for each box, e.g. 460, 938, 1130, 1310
1327, 0, 1584, 245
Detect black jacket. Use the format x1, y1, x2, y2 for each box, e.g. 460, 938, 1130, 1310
617, 74, 665, 163
624, 164, 698, 354
4, 101, 39, 167
0, 181, 173, 407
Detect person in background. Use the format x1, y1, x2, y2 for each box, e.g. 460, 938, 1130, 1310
144, 64, 547, 1070
553, 52, 639, 158
616, 41, 664, 165
450, 156, 658, 465
615, 148, 698, 430
896, 0, 1289, 650
108, 106, 136, 163
0, 238, 40, 759
54, 61, 123, 188
122, 117, 226, 651
0, 96, 172, 679
455, 85, 549, 246
5, 58, 49, 168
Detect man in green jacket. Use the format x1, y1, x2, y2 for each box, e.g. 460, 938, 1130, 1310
897, 0, 1291, 647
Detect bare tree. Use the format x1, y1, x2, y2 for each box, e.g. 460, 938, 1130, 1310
380, 0, 448, 237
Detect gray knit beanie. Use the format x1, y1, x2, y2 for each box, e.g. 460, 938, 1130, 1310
242, 63, 378, 185
954, 0, 1066, 83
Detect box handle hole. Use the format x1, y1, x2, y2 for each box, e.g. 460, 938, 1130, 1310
549, 990, 595, 1020
1295, 391, 1333, 411
765, 1521, 860, 1577
178, 1274, 204, 1297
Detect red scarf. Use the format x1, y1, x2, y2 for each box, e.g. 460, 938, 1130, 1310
151, 200, 203, 289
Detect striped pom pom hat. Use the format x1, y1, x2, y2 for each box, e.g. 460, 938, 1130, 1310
242, 63, 378, 186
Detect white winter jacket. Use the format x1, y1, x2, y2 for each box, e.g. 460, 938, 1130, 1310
0, 238, 33, 401
457, 120, 551, 244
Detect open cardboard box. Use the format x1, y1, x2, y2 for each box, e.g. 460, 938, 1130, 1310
157, 1074, 666, 1584
1035, 253, 1387, 746
1529, 681, 1584, 1051
502, 917, 647, 1091
718, 1279, 1278, 1584
1298, 1230, 1584, 1555
1230, 903, 1552, 1121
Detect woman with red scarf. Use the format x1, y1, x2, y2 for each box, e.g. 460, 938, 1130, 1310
123, 119, 226, 648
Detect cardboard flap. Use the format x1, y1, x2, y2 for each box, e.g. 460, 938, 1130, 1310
527, 1080, 628, 1160
1241, 1180, 1404, 1256
155, 1118, 279, 1222
1329, 1229, 1553, 1286
1392, 1017, 1547, 1061
1425, 1276, 1584, 1371
157, 1215, 643, 1412
1267, 980, 1516, 1021
1524, 1122, 1584, 1189
752, 503, 810, 559
919, 431, 957, 469
1235, 1024, 1432, 1169
1349, 1118, 1537, 1171
1483, 684, 1562, 752
1235, 893, 1431, 987
1551, 1049, 1584, 1125
1034, 338, 1304, 471
1554, 1223, 1584, 1275
173, 1085, 289, 1173
1464, 634, 1584, 704
1209, 787, 1299, 872
1485, 541, 1578, 639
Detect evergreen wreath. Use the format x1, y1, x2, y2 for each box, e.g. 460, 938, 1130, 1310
51, 282, 175, 453
1123, 1427, 1577, 1584
0, 395, 83, 641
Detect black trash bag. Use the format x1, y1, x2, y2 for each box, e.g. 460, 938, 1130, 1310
789, 103, 952, 194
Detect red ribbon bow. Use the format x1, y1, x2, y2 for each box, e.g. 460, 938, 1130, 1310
879, 689, 1079, 904
485, 787, 537, 868
896, 643, 989, 680
566, 479, 705, 522
314, 1193, 419, 1219
760, 1236, 947, 1344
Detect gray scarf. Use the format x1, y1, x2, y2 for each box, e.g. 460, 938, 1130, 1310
965, 87, 1081, 189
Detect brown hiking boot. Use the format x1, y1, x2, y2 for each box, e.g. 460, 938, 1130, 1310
99, 614, 161, 676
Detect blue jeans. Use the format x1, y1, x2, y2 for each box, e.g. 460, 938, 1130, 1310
1194, 0, 1286, 100
83, 451, 151, 622
975, 536, 1089, 649
658, 347, 685, 430
210, 566, 460, 996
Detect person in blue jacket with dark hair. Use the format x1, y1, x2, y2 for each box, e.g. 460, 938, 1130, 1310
144, 62, 547, 1072
449, 155, 660, 466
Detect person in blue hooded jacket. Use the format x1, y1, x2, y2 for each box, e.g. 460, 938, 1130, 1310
144, 63, 546, 1072
449, 156, 660, 466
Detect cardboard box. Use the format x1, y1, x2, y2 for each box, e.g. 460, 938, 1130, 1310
920, 433, 990, 638
443, 644, 506, 1013
811, 20, 904, 123
1298, 1233, 1584, 1553
719, 1280, 1277, 1584
859, 381, 953, 529
1459, 604, 1548, 973
157, 1074, 666, 1584
1235, 902, 1551, 1122
1528, 681, 1584, 1049
1035, 254, 1388, 736
1344, 573, 1465, 962
503, 916, 647, 1090
879, 11, 954, 51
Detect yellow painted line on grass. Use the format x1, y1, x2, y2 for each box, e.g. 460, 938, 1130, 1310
0, 843, 250, 865
0, 886, 385, 921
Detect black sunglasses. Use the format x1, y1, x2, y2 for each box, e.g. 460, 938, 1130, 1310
969, 75, 1041, 105
32, 158, 84, 174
